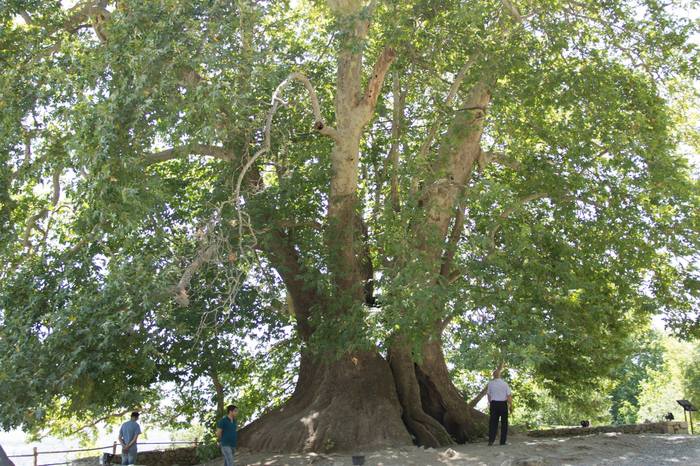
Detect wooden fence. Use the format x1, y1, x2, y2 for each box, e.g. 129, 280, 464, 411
7, 441, 199, 466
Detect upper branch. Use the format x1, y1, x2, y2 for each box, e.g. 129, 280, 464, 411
440, 202, 467, 278
411, 58, 476, 195
359, 46, 397, 123
233, 71, 338, 249
501, 0, 523, 22
281, 72, 339, 141
144, 144, 234, 165
477, 149, 522, 171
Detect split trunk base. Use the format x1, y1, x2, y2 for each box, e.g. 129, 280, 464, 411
239, 344, 487, 453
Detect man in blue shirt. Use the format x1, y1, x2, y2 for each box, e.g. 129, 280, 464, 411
118, 412, 142, 465
216, 405, 238, 466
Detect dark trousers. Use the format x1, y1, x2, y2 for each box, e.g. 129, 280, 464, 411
488, 400, 509, 444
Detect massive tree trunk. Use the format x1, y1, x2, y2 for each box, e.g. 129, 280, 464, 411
240, 1, 490, 453
415, 340, 489, 442
388, 338, 488, 448
239, 349, 412, 452
240, 334, 487, 452
387, 340, 455, 447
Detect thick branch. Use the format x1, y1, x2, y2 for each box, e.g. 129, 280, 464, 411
477, 149, 521, 171
64, 1, 110, 29
144, 144, 234, 165
263, 229, 317, 339
414, 81, 492, 248
35, 409, 133, 440
359, 46, 397, 123
279, 72, 339, 141
63, 410, 131, 439
440, 203, 466, 278
211, 369, 225, 419
22, 209, 48, 251
501, 0, 523, 22
234, 72, 338, 247
51, 168, 61, 206
412, 59, 476, 195
174, 244, 216, 307
64, 1, 111, 42
20, 11, 33, 25
171, 71, 332, 308
22, 2, 111, 63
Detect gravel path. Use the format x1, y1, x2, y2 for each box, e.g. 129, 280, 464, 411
218, 433, 700, 465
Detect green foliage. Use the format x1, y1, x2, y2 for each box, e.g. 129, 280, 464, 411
195, 435, 221, 464
637, 335, 699, 422
508, 372, 613, 428
609, 331, 664, 424
0, 0, 699, 437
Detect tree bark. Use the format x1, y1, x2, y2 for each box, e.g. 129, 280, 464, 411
239, 2, 489, 453
240, 332, 487, 452
388, 340, 454, 447
239, 349, 412, 452
211, 369, 225, 421
416, 340, 489, 442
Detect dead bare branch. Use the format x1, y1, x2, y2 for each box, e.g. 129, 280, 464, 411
174, 243, 217, 307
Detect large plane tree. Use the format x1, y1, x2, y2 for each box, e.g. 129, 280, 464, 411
1, 0, 699, 453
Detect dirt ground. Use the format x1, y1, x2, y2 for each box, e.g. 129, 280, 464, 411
205, 433, 700, 466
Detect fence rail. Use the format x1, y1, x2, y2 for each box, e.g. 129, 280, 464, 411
8, 440, 199, 466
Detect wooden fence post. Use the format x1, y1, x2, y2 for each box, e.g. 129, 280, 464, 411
33, 447, 37, 466
112, 442, 117, 456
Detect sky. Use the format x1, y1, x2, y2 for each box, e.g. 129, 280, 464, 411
0, 425, 175, 466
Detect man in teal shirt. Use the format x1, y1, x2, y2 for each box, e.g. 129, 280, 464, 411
216, 405, 238, 466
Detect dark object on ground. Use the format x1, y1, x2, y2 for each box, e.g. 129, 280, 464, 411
664, 412, 674, 421
0, 444, 15, 466
581, 420, 590, 428
352, 455, 365, 465
102, 452, 114, 464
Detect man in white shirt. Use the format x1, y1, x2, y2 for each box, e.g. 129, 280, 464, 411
486, 369, 513, 445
